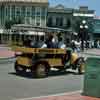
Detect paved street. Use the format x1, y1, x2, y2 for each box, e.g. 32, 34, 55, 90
0, 45, 100, 100
0, 62, 83, 100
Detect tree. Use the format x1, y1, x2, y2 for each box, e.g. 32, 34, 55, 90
5, 17, 23, 29
5, 20, 13, 29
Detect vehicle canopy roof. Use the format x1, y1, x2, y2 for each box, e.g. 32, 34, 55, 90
11, 24, 69, 34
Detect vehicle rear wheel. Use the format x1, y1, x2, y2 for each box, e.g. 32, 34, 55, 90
15, 62, 26, 74
34, 63, 47, 78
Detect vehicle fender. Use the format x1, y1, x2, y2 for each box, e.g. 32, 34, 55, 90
72, 57, 84, 69
71, 53, 79, 64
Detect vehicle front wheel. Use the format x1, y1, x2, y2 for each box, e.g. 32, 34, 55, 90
34, 63, 48, 78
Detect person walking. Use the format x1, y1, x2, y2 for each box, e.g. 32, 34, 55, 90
97, 40, 100, 48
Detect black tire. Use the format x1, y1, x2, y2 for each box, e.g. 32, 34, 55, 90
15, 62, 26, 74
34, 63, 48, 78
77, 58, 85, 74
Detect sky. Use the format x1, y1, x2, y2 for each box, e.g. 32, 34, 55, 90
49, 0, 100, 16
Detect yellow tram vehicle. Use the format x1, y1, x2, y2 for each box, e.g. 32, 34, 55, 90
11, 25, 85, 78
12, 46, 85, 78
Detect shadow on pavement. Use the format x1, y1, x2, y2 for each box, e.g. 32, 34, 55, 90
8, 70, 82, 79
8, 72, 34, 79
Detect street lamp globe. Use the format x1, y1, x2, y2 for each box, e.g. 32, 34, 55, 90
84, 25, 88, 29
82, 20, 86, 24
80, 25, 83, 29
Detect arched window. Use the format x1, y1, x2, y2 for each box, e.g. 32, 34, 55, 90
47, 17, 52, 27
56, 17, 59, 26
59, 17, 63, 26
66, 19, 71, 28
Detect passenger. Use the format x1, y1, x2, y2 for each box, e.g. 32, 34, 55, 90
23, 37, 31, 47
30, 39, 35, 48
57, 37, 66, 49
38, 36, 47, 48
46, 35, 55, 48
31, 36, 39, 48
52, 35, 58, 48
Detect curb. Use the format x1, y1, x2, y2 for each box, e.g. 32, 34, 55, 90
15, 90, 81, 100
82, 53, 100, 57
0, 56, 16, 64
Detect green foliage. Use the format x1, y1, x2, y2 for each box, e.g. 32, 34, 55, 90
5, 17, 23, 29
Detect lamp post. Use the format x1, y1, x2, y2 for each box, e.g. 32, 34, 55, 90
80, 20, 88, 51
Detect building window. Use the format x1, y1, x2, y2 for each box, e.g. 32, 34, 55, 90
4, 6, 10, 21
7, 6, 10, 18
21, 6, 25, 17
1, 5, 5, 25
25, 17, 30, 24
26, 7, 31, 17
56, 17, 59, 26
41, 7, 46, 16
16, 7, 21, 16
12, 5, 15, 19
35, 7, 41, 26
36, 16, 41, 26
32, 6, 35, 17
59, 17, 63, 26
66, 19, 71, 28
56, 17, 63, 27
47, 17, 52, 27
5, 7, 8, 17
36, 7, 41, 16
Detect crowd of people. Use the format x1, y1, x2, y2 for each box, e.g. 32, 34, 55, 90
71, 39, 100, 52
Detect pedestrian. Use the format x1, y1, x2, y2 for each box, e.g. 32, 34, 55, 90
71, 40, 76, 52
91, 40, 94, 48
97, 40, 100, 48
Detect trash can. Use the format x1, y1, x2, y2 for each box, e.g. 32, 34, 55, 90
83, 57, 100, 98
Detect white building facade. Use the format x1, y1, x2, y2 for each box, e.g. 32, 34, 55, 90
0, 0, 48, 28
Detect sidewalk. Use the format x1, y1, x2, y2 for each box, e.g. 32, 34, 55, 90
18, 91, 100, 100
0, 45, 15, 59
81, 49, 100, 56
